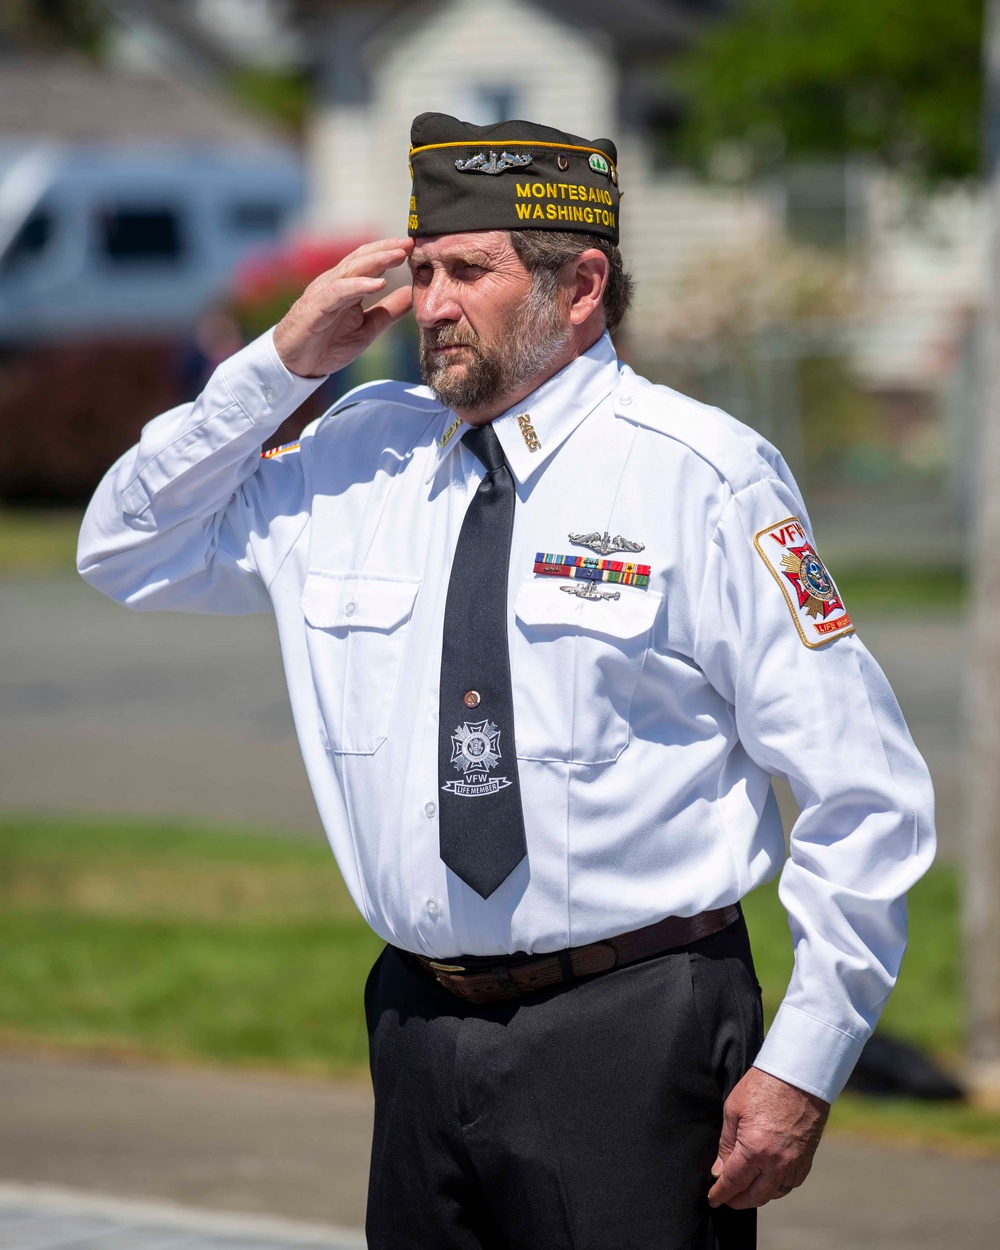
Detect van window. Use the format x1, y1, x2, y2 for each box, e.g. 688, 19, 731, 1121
227, 202, 285, 235
99, 208, 184, 263
1, 209, 55, 273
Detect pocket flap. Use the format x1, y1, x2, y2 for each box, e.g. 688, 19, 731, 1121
514, 577, 661, 641
302, 571, 420, 631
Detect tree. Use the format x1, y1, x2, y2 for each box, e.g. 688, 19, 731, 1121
0, 0, 107, 55
677, 0, 983, 181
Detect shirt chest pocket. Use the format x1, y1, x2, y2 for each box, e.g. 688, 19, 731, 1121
301, 571, 421, 756
512, 579, 662, 765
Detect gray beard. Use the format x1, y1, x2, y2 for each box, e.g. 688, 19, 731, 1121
419, 287, 571, 413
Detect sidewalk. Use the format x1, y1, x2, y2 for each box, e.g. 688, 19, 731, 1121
0, 1185, 364, 1250
1, 1050, 998, 1249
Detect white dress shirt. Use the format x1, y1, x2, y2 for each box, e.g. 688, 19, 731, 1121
78, 327, 935, 1102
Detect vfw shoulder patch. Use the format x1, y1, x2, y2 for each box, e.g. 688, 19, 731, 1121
754, 516, 853, 648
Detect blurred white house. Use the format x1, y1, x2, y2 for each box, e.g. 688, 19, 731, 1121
89, 0, 990, 409
296, 0, 984, 409
2, 0, 985, 519
301, 0, 777, 362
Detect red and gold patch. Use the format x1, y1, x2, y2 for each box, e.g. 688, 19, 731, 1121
754, 516, 853, 648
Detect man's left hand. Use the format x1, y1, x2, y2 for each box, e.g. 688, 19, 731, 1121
707, 1067, 829, 1209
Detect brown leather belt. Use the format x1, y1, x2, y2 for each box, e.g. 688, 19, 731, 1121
406, 904, 741, 1005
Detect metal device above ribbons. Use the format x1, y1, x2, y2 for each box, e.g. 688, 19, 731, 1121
568, 530, 645, 556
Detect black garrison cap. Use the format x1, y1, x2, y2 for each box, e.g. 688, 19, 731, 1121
407, 112, 621, 244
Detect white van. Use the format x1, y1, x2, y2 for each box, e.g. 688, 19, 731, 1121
0, 140, 304, 343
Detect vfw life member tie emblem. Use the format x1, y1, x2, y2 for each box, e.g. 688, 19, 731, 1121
754, 516, 854, 648
443, 720, 514, 798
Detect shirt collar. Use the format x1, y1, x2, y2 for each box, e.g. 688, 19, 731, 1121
424, 331, 621, 485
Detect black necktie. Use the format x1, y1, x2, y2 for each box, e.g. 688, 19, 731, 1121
438, 424, 527, 898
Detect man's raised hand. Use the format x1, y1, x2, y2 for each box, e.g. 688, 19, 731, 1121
273, 237, 414, 379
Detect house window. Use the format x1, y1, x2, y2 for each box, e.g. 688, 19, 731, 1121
465, 85, 520, 126
227, 202, 286, 235
99, 208, 184, 263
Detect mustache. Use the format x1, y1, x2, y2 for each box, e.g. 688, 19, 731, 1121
421, 326, 481, 352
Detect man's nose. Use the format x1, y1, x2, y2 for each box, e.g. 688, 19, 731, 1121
413, 272, 463, 328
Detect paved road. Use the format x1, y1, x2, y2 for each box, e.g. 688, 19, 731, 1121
0, 576, 321, 838
0, 1050, 997, 1249
0, 1185, 364, 1250
0, 574, 963, 855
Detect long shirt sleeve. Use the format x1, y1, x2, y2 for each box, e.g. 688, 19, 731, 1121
693, 475, 936, 1099
78, 329, 326, 614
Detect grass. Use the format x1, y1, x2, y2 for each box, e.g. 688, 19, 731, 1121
0, 508, 83, 576
0, 815, 383, 1075
0, 814, 996, 1151
835, 564, 965, 614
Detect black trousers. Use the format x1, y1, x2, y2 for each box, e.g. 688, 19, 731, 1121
364, 916, 763, 1250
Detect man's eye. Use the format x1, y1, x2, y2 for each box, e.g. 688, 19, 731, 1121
458, 264, 485, 279
411, 265, 432, 284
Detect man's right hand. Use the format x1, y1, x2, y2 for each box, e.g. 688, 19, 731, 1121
273, 237, 414, 379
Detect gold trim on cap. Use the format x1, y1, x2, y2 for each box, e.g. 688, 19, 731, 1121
409, 138, 617, 176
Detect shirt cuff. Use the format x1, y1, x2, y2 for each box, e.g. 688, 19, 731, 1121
220, 327, 329, 426
753, 1002, 867, 1103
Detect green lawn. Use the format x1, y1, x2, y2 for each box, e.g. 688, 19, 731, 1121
0, 816, 382, 1075
0, 814, 995, 1151
0, 509, 84, 576
835, 564, 965, 614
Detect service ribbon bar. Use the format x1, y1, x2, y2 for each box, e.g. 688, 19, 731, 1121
534, 553, 650, 588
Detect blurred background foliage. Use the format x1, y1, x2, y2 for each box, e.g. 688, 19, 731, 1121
677, 0, 983, 182
0, 0, 107, 56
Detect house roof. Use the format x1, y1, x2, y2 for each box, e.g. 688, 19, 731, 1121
295, 0, 718, 57
535, 0, 700, 48
0, 55, 280, 145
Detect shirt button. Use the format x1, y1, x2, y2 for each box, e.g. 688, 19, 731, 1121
463, 690, 481, 709
618, 393, 633, 407
263, 386, 278, 405
425, 898, 440, 917
344, 600, 357, 616
424, 801, 436, 818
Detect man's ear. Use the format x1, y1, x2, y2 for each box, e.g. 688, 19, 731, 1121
566, 249, 609, 325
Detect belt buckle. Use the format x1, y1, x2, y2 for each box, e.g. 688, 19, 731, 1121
428, 961, 466, 974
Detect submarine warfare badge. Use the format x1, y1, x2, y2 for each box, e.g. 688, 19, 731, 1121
754, 516, 853, 648
455, 151, 533, 175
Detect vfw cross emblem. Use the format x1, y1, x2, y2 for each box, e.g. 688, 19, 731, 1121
754, 516, 854, 648
443, 720, 513, 798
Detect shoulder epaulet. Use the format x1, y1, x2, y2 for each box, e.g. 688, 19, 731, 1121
610, 368, 794, 498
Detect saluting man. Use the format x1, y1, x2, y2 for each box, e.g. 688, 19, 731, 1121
79, 113, 935, 1250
